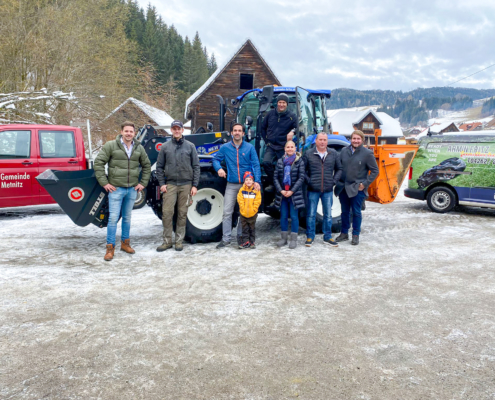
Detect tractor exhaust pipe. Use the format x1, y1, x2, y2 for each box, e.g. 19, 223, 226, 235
216, 95, 225, 132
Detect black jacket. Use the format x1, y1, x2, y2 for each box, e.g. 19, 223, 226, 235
273, 153, 306, 210
156, 137, 200, 187
335, 145, 379, 198
304, 148, 342, 193
261, 109, 298, 151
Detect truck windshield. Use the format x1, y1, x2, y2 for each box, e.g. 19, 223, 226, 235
237, 92, 260, 131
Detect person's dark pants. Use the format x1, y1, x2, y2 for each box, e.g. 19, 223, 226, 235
280, 197, 299, 233
339, 189, 366, 236
240, 214, 257, 244
262, 146, 285, 185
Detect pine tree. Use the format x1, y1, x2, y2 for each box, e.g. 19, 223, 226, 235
191, 32, 209, 90
208, 53, 217, 76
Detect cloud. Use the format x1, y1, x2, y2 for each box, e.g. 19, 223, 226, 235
137, 0, 495, 91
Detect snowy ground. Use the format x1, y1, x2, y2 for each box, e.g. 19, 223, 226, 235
1, 186, 495, 399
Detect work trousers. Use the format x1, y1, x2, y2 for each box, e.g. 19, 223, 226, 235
161, 184, 192, 245
262, 146, 285, 185
240, 214, 257, 244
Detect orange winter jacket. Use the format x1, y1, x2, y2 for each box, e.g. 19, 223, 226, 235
237, 184, 261, 218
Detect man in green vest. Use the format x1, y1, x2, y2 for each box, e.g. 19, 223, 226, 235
94, 121, 151, 261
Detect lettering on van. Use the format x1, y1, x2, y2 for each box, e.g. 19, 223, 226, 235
0, 172, 30, 189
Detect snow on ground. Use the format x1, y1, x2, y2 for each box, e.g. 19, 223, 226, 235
1, 187, 495, 399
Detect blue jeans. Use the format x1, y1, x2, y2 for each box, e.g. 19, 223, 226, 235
339, 189, 366, 236
280, 197, 299, 233
306, 191, 333, 240
107, 187, 137, 246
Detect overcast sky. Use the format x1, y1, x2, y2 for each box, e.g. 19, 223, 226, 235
137, 0, 495, 92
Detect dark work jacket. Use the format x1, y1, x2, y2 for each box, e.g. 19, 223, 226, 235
261, 109, 298, 151
304, 148, 342, 193
335, 145, 379, 198
156, 137, 200, 187
273, 153, 306, 210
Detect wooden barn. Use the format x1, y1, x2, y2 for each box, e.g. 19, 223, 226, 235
184, 39, 282, 133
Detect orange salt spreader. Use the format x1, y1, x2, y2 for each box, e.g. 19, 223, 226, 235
367, 129, 419, 204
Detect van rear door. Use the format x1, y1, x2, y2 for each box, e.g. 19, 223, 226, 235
36, 129, 84, 204
0, 129, 39, 207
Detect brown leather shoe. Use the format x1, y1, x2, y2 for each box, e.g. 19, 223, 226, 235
104, 244, 115, 261
120, 239, 135, 254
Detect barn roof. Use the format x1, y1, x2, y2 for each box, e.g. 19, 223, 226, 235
184, 39, 281, 119
108, 97, 174, 129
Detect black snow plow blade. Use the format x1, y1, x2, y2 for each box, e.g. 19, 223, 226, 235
36, 169, 109, 228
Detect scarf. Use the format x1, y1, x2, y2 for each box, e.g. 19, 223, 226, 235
283, 154, 296, 189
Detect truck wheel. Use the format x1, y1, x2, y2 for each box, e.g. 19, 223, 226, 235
133, 188, 147, 210
427, 186, 456, 213
184, 171, 230, 244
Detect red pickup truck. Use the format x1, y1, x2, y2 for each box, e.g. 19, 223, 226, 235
0, 124, 87, 208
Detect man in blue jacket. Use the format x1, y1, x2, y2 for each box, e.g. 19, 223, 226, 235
213, 123, 261, 248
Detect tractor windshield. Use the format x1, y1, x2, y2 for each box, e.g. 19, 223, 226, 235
296, 87, 316, 137
314, 96, 329, 132
237, 92, 260, 131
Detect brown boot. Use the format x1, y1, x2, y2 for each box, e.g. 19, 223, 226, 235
120, 239, 135, 254
104, 244, 115, 261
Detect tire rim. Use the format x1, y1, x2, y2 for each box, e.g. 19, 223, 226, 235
316, 193, 342, 218
187, 188, 224, 230
431, 191, 451, 210
135, 190, 144, 205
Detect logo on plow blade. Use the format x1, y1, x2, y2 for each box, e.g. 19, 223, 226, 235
155, 143, 163, 152
68, 187, 84, 202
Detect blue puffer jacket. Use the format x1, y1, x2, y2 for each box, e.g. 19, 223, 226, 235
212, 140, 261, 184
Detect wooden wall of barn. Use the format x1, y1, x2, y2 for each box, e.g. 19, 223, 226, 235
188, 42, 281, 133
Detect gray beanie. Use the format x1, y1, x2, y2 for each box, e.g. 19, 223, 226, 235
276, 93, 289, 104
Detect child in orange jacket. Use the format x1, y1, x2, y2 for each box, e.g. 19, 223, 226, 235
237, 171, 262, 249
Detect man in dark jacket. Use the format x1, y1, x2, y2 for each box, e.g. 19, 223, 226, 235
304, 132, 342, 247
335, 130, 379, 245
261, 93, 298, 189
155, 120, 200, 252
94, 121, 151, 261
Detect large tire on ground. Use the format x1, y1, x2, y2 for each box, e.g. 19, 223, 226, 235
184, 171, 236, 244
427, 186, 456, 213
133, 188, 147, 210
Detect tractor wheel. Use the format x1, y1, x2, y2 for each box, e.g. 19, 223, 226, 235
133, 188, 147, 210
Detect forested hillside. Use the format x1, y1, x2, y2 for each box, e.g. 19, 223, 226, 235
0, 0, 216, 126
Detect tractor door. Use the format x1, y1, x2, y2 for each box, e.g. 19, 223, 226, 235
295, 87, 316, 144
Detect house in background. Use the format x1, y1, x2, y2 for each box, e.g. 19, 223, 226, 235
100, 97, 176, 141
327, 109, 403, 144
184, 39, 282, 133
459, 122, 483, 131
428, 122, 459, 134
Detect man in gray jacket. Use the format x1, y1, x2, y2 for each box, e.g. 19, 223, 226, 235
334, 130, 379, 245
155, 120, 200, 251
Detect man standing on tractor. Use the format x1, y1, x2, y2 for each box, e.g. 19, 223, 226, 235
304, 132, 342, 248
94, 121, 151, 261
261, 93, 298, 191
335, 130, 379, 246
213, 123, 261, 249
155, 120, 200, 252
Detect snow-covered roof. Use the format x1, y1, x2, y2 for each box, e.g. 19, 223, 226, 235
327, 109, 401, 137
429, 121, 457, 134
107, 97, 174, 133
184, 39, 281, 119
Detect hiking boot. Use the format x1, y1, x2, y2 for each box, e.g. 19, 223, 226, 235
323, 238, 339, 247
335, 233, 349, 242
305, 238, 314, 247
216, 241, 230, 249
104, 244, 115, 261
250, 242, 256, 249
277, 231, 288, 247
120, 239, 135, 254
175, 242, 183, 251
238, 241, 251, 249
237, 236, 243, 246
289, 232, 298, 249
156, 242, 173, 252
351, 235, 359, 245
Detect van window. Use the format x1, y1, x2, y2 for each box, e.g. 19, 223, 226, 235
0, 130, 31, 158
39, 130, 76, 158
